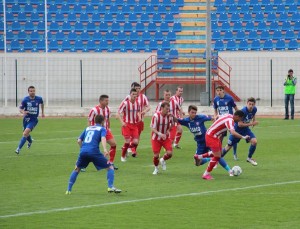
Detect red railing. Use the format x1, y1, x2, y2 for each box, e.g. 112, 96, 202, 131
212, 55, 232, 89
138, 55, 158, 90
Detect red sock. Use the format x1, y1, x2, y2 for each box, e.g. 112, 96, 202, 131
207, 156, 220, 172
175, 132, 182, 145
109, 146, 116, 163
153, 156, 159, 166
163, 153, 172, 161
121, 143, 129, 157
131, 143, 138, 154
201, 152, 214, 158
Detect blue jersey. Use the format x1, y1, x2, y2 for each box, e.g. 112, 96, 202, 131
178, 115, 212, 142
235, 106, 257, 132
78, 124, 107, 154
20, 96, 43, 120
213, 94, 236, 115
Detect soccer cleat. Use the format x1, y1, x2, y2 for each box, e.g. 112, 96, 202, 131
131, 153, 137, 158
15, 148, 20, 155
173, 144, 182, 149
202, 173, 214, 180
160, 158, 167, 171
65, 191, 71, 195
152, 167, 159, 175
247, 158, 258, 166
229, 170, 234, 177
107, 187, 122, 193
194, 154, 202, 166
233, 154, 238, 161
80, 168, 86, 172
112, 164, 118, 170
121, 156, 126, 162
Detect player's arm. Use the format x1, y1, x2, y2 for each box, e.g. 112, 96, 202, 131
101, 136, 108, 157
117, 103, 126, 126
151, 127, 167, 140
77, 131, 85, 148
213, 109, 219, 120
19, 100, 29, 116
229, 128, 250, 140
41, 103, 45, 117
141, 104, 151, 116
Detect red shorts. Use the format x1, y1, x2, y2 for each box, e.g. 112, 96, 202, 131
122, 123, 139, 139
106, 129, 114, 141
151, 138, 172, 154
205, 134, 222, 153
137, 121, 144, 136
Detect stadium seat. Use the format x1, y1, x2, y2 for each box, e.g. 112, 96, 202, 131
169, 49, 178, 59
171, 5, 179, 15
80, 13, 89, 23
142, 31, 151, 41
251, 39, 261, 50
266, 13, 276, 22
291, 13, 300, 22
162, 58, 172, 70
87, 40, 96, 51
112, 39, 121, 50
23, 39, 33, 51
257, 22, 267, 32
62, 39, 71, 51
278, 13, 288, 22
86, 4, 95, 14
274, 0, 283, 4
240, 4, 250, 14
124, 40, 133, 51
118, 31, 127, 41
110, 4, 119, 15
111, 22, 120, 32
287, 4, 297, 13
87, 22, 96, 32
11, 4, 21, 13
216, 5, 226, 14
36, 4, 44, 13
214, 0, 223, 6
93, 32, 102, 41
252, 4, 261, 14
74, 39, 83, 51
136, 22, 145, 33
238, 39, 249, 50
99, 22, 108, 32
136, 40, 145, 50
275, 4, 286, 14
286, 0, 296, 5
68, 31, 78, 41
167, 31, 176, 41
49, 21, 59, 31
123, 22, 133, 33
285, 30, 295, 40
148, 22, 157, 33
127, 0, 136, 6
226, 40, 237, 51
134, 5, 143, 15
212, 30, 221, 40
61, 4, 70, 14
68, 12, 77, 22
49, 39, 58, 51
242, 13, 252, 23
165, 13, 174, 23
281, 22, 291, 31
162, 40, 170, 50
236, 31, 245, 41
260, 30, 270, 40
36, 39, 45, 50
18, 31, 27, 40
139, 0, 148, 7
130, 31, 139, 41
80, 31, 90, 41
272, 30, 282, 40
0, 40, 4, 51
228, 5, 238, 14
275, 39, 286, 50
128, 13, 138, 23
263, 39, 273, 50
157, 48, 166, 59
37, 21, 45, 31
73, 4, 83, 14
55, 12, 65, 22
11, 39, 20, 51
224, 31, 233, 40
214, 40, 224, 51
146, 4, 155, 15
116, 13, 126, 23
248, 30, 258, 40
154, 31, 164, 41
288, 39, 298, 50
6, 12, 15, 22
55, 31, 65, 41
12, 21, 21, 31
122, 5, 131, 15
6, 30, 15, 40
149, 40, 158, 50
30, 12, 40, 22
269, 21, 279, 31
230, 13, 240, 22
105, 31, 115, 41
25, 21, 35, 31
24, 4, 34, 13
254, 13, 264, 23
218, 13, 228, 22
221, 22, 230, 31
294, 21, 300, 31
160, 22, 169, 33
163, 0, 172, 7
152, 13, 162, 23
245, 22, 254, 32
98, 4, 106, 14
62, 21, 71, 32
104, 13, 113, 23
232, 21, 242, 32
140, 13, 150, 23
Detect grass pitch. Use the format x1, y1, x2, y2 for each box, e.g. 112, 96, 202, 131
0, 117, 299, 229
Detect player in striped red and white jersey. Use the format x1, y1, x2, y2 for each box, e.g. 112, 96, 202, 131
170, 86, 185, 149
150, 102, 175, 175
87, 95, 118, 170
200, 111, 249, 180
118, 88, 141, 161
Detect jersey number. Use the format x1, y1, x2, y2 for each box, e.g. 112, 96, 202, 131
84, 131, 95, 143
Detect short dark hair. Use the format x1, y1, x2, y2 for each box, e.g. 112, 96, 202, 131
188, 105, 198, 112
247, 97, 256, 103
215, 85, 224, 90
176, 85, 183, 91
131, 82, 139, 88
134, 83, 141, 88
164, 89, 171, 93
94, 115, 105, 124
234, 110, 245, 118
130, 88, 137, 94
288, 69, 293, 73
161, 101, 170, 108
28, 86, 35, 91
99, 94, 109, 102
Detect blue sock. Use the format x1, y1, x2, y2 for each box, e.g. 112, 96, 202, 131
200, 158, 210, 165
18, 136, 27, 149
221, 148, 228, 157
219, 158, 230, 172
107, 168, 114, 188
233, 144, 237, 156
248, 144, 256, 158
27, 135, 32, 143
67, 170, 79, 191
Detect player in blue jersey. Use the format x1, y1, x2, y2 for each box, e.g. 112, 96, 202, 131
66, 115, 121, 194
174, 105, 234, 176
15, 86, 45, 154
222, 97, 259, 166
213, 85, 238, 160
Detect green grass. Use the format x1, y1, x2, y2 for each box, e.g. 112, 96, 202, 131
0, 117, 299, 229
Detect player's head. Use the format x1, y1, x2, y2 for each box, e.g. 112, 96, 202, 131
233, 110, 245, 122
134, 83, 141, 94
288, 69, 293, 76
215, 85, 225, 98
163, 89, 171, 102
246, 97, 256, 111
188, 105, 197, 119
160, 101, 170, 114
131, 82, 139, 89
99, 94, 109, 106
129, 88, 138, 101
94, 114, 105, 125
28, 86, 36, 98
175, 86, 183, 97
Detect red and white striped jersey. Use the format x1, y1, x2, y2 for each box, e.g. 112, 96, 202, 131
88, 105, 111, 128
118, 99, 141, 124
150, 111, 174, 140
206, 114, 235, 138
137, 94, 149, 120
171, 95, 184, 107
155, 100, 181, 117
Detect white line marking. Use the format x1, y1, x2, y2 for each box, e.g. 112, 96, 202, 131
1, 180, 299, 219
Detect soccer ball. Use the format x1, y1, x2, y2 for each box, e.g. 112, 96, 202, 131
232, 166, 242, 176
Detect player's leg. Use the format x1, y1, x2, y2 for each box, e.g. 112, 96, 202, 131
194, 143, 210, 166
152, 139, 162, 175
290, 94, 294, 120
246, 131, 258, 166
121, 126, 131, 161
130, 121, 143, 153
169, 126, 177, 148
129, 125, 140, 157
174, 124, 183, 149
106, 130, 118, 170
16, 126, 32, 154
160, 138, 173, 171
284, 94, 289, 119
232, 143, 238, 160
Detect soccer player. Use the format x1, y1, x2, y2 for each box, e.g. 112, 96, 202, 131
200, 110, 250, 180
65, 115, 121, 194
150, 102, 175, 175
118, 88, 141, 161
170, 86, 185, 149
174, 105, 233, 176
15, 86, 45, 154
155, 89, 183, 147
87, 94, 118, 170
213, 85, 239, 160
222, 97, 259, 166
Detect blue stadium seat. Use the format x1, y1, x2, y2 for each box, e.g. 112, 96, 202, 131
116, 13, 126, 23
136, 40, 145, 50
237, 0, 247, 6
141, 13, 150, 23
55, 12, 65, 22
6, 12, 15, 22
260, 30, 270, 40
228, 4, 238, 14
122, 5, 131, 15
49, 21, 59, 31
118, 31, 127, 41
87, 40, 96, 51
127, 0, 136, 6
172, 22, 182, 32
37, 21, 45, 31
11, 4, 21, 13
236, 31, 246, 40
11, 39, 20, 51
214, 0, 223, 6
287, 4, 297, 13
86, 4, 95, 14
221, 22, 230, 31
86, 22, 96, 32
24, 4, 34, 13
163, 0, 172, 7
238, 39, 249, 50
264, 4, 274, 13
165, 13, 174, 23
61, 4, 70, 14
36, 39, 45, 50
123, 22, 132, 32
294, 21, 300, 31
232, 21, 242, 32
61, 39, 71, 51
251, 39, 261, 50
110, 4, 119, 15
285, 30, 295, 40
214, 40, 224, 51
30, 12, 40, 22
224, 31, 233, 40
111, 22, 120, 32
74, 39, 83, 50
254, 13, 264, 23
12, 21, 21, 31
248, 30, 258, 40
18, 12, 27, 22
18, 31, 27, 40
124, 40, 133, 51
104, 13, 113, 23
23, 39, 33, 51
263, 39, 273, 50
278, 13, 288, 22
269, 21, 279, 31
67, 12, 77, 22
158, 4, 167, 15
176, 0, 184, 6
73, 4, 83, 14
167, 31, 176, 41
99, 22, 108, 32
49, 39, 58, 51
274, 0, 283, 4
240, 4, 250, 14
112, 39, 121, 50
142, 31, 151, 41
130, 31, 139, 41
169, 49, 178, 59
275, 39, 286, 50
281, 21, 291, 31
245, 21, 255, 32
212, 30, 221, 40
149, 40, 158, 50
275, 4, 286, 14
139, 0, 148, 7
105, 31, 114, 41
134, 5, 143, 15
171, 5, 179, 15
68, 31, 77, 41
291, 13, 300, 22
157, 49, 166, 59
242, 13, 252, 23
7, 31, 15, 40
136, 22, 145, 32
216, 4, 226, 14
98, 4, 106, 14
80, 13, 89, 23
80, 31, 90, 41
36, 4, 44, 13
160, 22, 169, 33
288, 39, 298, 50
286, 0, 297, 5
218, 13, 228, 22
128, 13, 138, 23
211, 12, 218, 22
24, 21, 34, 31
152, 13, 162, 23
154, 31, 164, 41
114, 0, 123, 6
266, 13, 276, 22
261, 0, 271, 6
92, 13, 101, 23
226, 40, 237, 51
272, 30, 282, 40
257, 22, 267, 32
252, 4, 261, 14
146, 4, 155, 15
225, 0, 234, 5
62, 21, 71, 32
148, 22, 157, 32
93, 32, 102, 41
230, 13, 240, 22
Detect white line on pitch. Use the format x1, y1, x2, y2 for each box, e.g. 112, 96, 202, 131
0, 180, 299, 219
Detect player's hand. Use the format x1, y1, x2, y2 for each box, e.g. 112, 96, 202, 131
41, 114, 45, 118
252, 121, 259, 126
121, 121, 126, 127
103, 150, 109, 157
161, 134, 167, 140
243, 135, 250, 140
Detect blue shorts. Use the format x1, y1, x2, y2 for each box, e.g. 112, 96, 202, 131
195, 141, 210, 155
227, 128, 256, 146
76, 152, 111, 170
23, 118, 38, 131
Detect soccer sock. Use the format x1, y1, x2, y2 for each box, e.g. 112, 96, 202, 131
219, 158, 231, 172
153, 156, 159, 166
121, 143, 130, 157
163, 153, 172, 161
27, 135, 32, 143
131, 143, 138, 154
107, 168, 115, 188
200, 158, 210, 165
67, 170, 79, 191
248, 144, 256, 158
175, 132, 182, 145
233, 144, 237, 156
201, 152, 214, 158
206, 156, 220, 172
109, 146, 116, 163
18, 136, 27, 149
221, 148, 228, 157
